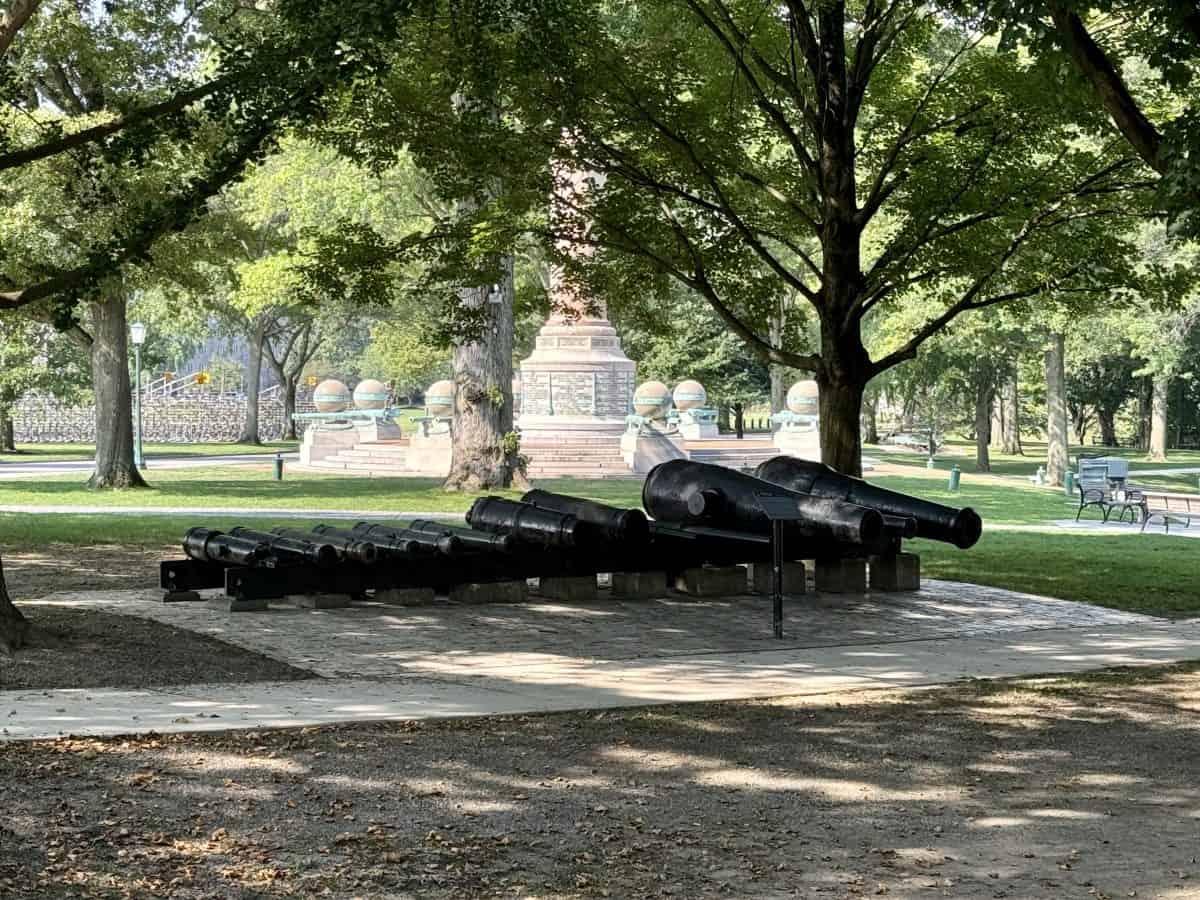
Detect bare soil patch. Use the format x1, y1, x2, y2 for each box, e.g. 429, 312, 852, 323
1, 544, 308, 690
2, 665, 1199, 898
4, 544, 166, 598
0, 605, 313, 690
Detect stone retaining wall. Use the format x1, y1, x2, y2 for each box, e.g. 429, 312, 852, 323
12, 394, 317, 444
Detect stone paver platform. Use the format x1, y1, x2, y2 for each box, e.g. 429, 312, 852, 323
4, 581, 1197, 741
26, 579, 1153, 679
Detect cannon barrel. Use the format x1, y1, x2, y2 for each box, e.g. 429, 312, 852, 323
882, 515, 918, 540
183, 527, 273, 567
466, 497, 592, 549
520, 490, 650, 544
407, 519, 517, 554
229, 527, 340, 568
350, 522, 460, 556
754, 456, 982, 549
642, 459, 883, 546
272, 527, 378, 564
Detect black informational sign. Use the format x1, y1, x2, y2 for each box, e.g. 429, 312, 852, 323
754, 492, 800, 638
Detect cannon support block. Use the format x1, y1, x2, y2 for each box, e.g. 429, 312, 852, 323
870, 553, 921, 592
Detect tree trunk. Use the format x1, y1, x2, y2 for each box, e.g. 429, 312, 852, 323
768, 301, 787, 432
974, 378, 994, 472
1044, 333, 1069, 487
1097, 408, 1118, 447
862, 387, 880, 445
238, 323, 265, 445
1135, 378, 1151, 450
990, 391, 1003, 448
1149, 376, 1169, 461
88, 291, 146, 489
816, 312, 870, 477
0, 411, 14, 451
733, 403, 744, 439
443, 258, 528, 491
283, 378, 298, 441
1001, 367, 1023, 455
0, 555, 29, 652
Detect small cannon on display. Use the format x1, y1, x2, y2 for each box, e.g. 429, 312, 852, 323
161, 458, 981, 617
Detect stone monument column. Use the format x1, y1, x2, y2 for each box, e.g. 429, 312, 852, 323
518, 163, 635, 438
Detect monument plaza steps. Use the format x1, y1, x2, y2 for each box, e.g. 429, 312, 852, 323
521, 440, 636, 479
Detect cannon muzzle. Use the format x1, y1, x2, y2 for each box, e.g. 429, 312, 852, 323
754, 456, 982, 549
183, 527, 274, 567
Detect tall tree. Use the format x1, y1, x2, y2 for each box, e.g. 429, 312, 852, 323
356, 0, 1146, 475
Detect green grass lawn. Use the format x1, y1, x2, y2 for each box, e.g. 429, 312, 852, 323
0, 467, 647, 512
868, 439, 1200, 477
917, 533, 1200, 615
0, 440, 298, 462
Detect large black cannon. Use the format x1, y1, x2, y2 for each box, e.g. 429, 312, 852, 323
467, 496, 595, 550
272, 527, 379, 564
349, 522, 460, 556
521, 489, 650, 544
753, 456, 982, 549
642, 459, 884, 547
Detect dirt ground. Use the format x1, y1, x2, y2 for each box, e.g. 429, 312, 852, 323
2, 547, 312, 690
4, 545, 166, 598
3, 665, 1199, 899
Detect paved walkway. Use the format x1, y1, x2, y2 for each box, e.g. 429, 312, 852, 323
5, 580, 1198, 741
0, 452, 298, 478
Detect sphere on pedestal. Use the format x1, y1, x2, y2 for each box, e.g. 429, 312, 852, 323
633, 380, 671, 419
313, 379, 351, 412
787, 380, 819, 416
353, 378, 390, 410
673, 379, 707, 411
425, 379, 455, 417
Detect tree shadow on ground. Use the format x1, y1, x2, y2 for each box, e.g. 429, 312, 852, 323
2, 665, 1198, 898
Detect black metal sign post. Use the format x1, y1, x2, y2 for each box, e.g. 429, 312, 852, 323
756, 492, 804, 639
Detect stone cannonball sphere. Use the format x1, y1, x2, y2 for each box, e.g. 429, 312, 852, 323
425, 379, 455, 417
353, 378, 390, 410
313, 378, 352, 412
633, 380, 671, 419
786, 380, 820, 415
672, 379, 707, 411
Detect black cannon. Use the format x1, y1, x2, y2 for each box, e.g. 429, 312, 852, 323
183, 527, 274, 567
407, 519, 518, 554
227, 527, 341, 568
753, 456, 982, 549
466, 497, 594, 549
350, 522, 460, 556
642, 459, 883, 547
521, 489, 650, 544
272, 527, 379, 564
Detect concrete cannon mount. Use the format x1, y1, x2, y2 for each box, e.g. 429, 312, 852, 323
6, 577, 1189, 741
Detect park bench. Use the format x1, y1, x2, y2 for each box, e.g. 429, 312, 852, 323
1139, 491, 1200, 533
1075, 460, 1116, 521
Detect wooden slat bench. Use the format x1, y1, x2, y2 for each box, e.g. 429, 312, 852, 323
1138, 491, 1200, 533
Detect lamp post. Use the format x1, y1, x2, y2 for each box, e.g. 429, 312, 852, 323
130, 322, 147, 469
